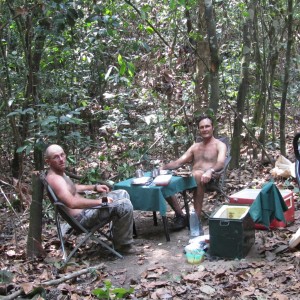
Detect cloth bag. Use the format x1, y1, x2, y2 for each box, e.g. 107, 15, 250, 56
270, 155, 295, 178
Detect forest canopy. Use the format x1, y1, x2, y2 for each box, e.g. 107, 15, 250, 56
0, 0, 299, 181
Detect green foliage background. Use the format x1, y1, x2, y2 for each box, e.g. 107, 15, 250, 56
0, 0, 299, 180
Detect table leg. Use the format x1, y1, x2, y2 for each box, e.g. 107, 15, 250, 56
162, 216, 170, 242
133, 220, 137, 238
183, 190, 190, 229
153, 211, 158, 226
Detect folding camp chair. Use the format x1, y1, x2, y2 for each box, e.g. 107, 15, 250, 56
40, 172, 123, 266
293, 132, 300, 188
205, 136, 231, 199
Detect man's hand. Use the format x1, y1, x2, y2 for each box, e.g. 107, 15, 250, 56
94, 184, 110, 193
201, 169, 213, 183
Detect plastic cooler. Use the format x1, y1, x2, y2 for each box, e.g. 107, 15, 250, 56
209, 204, 255, 259
229, 188, 294, 229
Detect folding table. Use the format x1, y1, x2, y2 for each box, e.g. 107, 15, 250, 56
114, 174, 197, 241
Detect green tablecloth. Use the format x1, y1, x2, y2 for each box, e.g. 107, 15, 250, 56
114, 174, 197, 216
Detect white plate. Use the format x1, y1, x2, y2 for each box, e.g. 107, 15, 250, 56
159, 170, 170, 175
131, 177, 151, 185
153, 174, 172, 186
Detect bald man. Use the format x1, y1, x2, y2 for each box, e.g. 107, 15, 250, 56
45, 144, 136, 254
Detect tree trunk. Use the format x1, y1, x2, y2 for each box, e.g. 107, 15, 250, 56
230, 6, 253, 169
204, 0, 220, 115
7, 3, 49, 179
267, 0, 281, 148
251, 2, 267, 160
27, 172, 46, 258
194, 0, 209, 113
279, 0, 293, 156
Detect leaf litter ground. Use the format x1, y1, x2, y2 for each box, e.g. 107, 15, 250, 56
1, 149, 300, 299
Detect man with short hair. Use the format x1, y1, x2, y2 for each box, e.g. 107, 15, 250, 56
163, 116, 227, 229
45, 144, 136, 254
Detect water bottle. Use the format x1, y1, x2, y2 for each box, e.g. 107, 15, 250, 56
189, 209, 200, 237
199, 219, 204, 236
135, 169, 144, 178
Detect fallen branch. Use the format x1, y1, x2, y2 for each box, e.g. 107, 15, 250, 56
1, 263, 106, 300
0, 186, 19, 219
0, 289, 23, 300
0, 179, 13, 187
42, 263, 105, 286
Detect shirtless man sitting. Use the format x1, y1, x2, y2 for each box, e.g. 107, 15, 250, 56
45, 144, 136, 254
162, 116, 227, 229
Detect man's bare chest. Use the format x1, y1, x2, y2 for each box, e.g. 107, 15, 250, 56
193, 146, 218, 162
63, 175, 77, 195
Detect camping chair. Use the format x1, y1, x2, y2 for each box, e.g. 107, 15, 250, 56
182, 136, 232, 218
293, 132, 300, 188
205, 136, 231, 199
40, 172, 123, 266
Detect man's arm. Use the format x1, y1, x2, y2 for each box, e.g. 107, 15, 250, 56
75, 183, 110, 193
47, 175, 104, 209
205, 141, 227, 176
162, 146, 194, 170
213, 141, 227, 171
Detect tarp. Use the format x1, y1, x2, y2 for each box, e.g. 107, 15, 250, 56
249, 182, 288, 229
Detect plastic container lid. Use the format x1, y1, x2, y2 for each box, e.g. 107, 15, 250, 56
188, 234, 209, 244
289, 227, 300, 248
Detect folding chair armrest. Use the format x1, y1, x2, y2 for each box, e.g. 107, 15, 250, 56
224, 155, 232, 169
293, 133, 300, 160
213, 170, 223, 177
53, 201, 112, 210
54, 202, 67, 207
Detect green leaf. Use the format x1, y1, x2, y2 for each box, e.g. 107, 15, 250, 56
22, 108, 35, 115
119, 62, 126, 76
111, 287, 134, 298
104, 279, 112, 288
16, 145, 27, 153
41, 116, 58, 126
127, 62, 135, 77
169, 0, 176, 9
7, 110, 21, 117
117, 54, 123, 65
99, 154, 106, 161
145, 26, 154, 34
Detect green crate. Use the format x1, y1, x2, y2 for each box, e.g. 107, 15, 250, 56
209, 204, 255, 259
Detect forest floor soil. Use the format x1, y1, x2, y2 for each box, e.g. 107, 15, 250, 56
2, 168, 300, 299
54, 204, 299, 289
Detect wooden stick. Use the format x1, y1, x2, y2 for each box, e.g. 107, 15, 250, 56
1, 263, 106, 299
42, 263, 105, 286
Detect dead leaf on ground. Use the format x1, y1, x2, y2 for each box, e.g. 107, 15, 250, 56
182, 271, 205, 282
21, 282, 34, 294
199, 284, 215, 295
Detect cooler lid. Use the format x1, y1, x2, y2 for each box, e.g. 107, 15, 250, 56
230, 188, 292, 200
